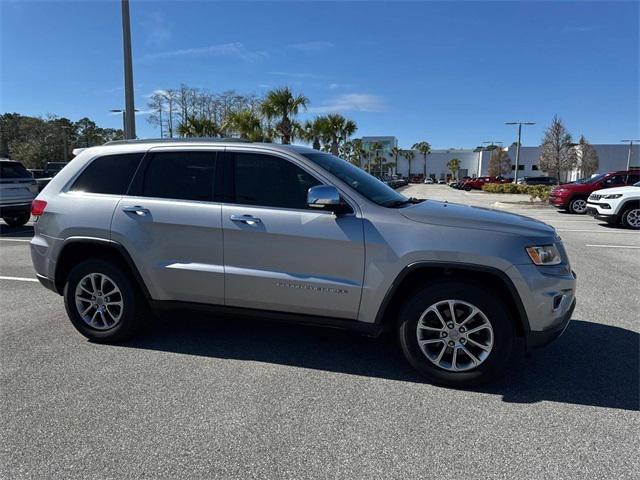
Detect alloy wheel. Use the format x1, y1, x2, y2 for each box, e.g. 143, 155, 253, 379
75, 273, 124, 330
571, 199, 587, 214
625, 208, 640, 228
416, 299, 494, 372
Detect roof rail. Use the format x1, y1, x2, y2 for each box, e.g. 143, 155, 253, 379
104, 137, 252, 146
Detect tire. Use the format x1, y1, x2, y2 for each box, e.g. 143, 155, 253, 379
568, 197, 588, 214
63, 259, 147, 342
2, 213, 30, 227
620, 204, 640, 230
464, 186, 471, 191
397, 282, 515, 387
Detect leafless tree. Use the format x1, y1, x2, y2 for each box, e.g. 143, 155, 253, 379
576, 135, 599, 178
487, 149, 512, 177
539, 115, 577, 182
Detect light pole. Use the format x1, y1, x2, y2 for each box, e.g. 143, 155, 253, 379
121, 0, 136, 139
506, 122, 535, 183
110, 109, 139, 137
621, 139, 640, 170
61, 126, 70, 162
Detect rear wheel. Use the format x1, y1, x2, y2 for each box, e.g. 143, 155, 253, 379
63, 259, 147, 342
2, 213, 30, 227
568, 197, 588, 214
397, 282, 515, 387
620, 204, 640, 229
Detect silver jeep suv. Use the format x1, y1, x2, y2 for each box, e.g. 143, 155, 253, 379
30, 139, 576, 386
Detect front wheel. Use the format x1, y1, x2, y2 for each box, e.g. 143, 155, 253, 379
63, 259, 147, 342
397, 282, 515, 387
568, 197, 588, 214
620, 204, 640, 229
2, 213, 30, 227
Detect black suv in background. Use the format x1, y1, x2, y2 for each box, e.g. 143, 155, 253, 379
517, 176, 559, 186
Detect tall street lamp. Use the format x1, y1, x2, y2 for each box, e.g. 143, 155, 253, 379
121, 0, 136, 139
621, 139, 640, 170
61, 126, 70, 162
110, 109, 139, 137
506, 122, 535, 183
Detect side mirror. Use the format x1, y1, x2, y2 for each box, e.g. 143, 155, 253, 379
307, 185, 349, 213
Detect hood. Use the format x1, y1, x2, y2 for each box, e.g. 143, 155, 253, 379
401, 200, 556, 237
591, 185, 639, 196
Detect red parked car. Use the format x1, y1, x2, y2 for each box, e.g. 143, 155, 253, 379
461, 176, 508, 191
549, 169, 640, 214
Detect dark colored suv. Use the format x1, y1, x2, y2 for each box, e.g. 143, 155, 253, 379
549, 169, 640, 214
518, 176, 559, 186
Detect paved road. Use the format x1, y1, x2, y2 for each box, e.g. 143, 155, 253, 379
1, 186, 638, 479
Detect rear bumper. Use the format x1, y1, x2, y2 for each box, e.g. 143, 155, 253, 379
527, 299, 575, 348
0, 203, 31, 216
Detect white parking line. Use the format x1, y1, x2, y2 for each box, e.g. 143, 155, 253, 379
0, 238, 32, 242
0, 275, 38, 282
585, 244, 640, 249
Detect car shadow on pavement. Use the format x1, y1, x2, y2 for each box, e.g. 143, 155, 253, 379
121, 315, 639, 411
0, 224, 34, 237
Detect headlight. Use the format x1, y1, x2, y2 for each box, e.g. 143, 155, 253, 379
526, 245, 562, 266
603, 194, 622, 199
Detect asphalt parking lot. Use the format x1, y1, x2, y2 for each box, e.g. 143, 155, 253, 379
1, 185, 638, 479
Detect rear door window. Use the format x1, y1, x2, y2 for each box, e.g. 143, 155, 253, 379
139, 151, 218, 202
70, 153, 144, 195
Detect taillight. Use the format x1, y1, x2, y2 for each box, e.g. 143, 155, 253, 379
31, 199, 47, 216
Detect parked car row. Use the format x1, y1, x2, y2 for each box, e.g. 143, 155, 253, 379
383, 176, 409, 189
449, 176, 511, 191
549, 169, 640, 215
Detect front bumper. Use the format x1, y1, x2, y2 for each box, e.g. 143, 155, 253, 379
527, 298, 575, 348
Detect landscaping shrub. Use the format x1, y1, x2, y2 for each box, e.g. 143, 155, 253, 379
482, 183, 553, 202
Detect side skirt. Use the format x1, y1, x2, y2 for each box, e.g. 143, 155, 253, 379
148, 300, 384, 337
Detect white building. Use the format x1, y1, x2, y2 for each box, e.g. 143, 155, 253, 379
373, 136, 640, 180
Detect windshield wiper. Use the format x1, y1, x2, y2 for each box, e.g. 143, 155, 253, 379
383, 197, 423, 208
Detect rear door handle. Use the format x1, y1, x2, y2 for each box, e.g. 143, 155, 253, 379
122, 205, 150, 216
230, 214, 262, 225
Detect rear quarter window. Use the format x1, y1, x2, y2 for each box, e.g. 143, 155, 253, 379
70, 153, 144, 195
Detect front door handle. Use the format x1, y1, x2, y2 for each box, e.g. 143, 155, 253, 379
122, 205, 150, 216
230, 214, 262, 225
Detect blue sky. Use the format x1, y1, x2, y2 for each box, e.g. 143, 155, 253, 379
1, 0, 638, 148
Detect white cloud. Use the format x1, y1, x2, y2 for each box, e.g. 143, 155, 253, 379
141, 42, 268, 62
140, 12, 172, 47
328, 83, 353, 90
268, 71, 322, 79
309, 94, 385, 113
288, 41, 335, 52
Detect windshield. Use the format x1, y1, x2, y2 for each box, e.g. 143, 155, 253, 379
634, 182, 640, 187
301, 152, 407, 206
574, 173, 605, 184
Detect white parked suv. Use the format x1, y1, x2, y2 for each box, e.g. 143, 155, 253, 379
586, 182, 640, 229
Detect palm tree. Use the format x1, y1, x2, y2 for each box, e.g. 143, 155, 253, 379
369, 141, 383, 176
224, 109, 266, 141
300, 116, 328, 150
177, 116, 219, 137
260, 87, 309, 144
412, 141, 431, 178
323, 114, 358, 156
447, 158, 461, 180
351, 138, 365, 168
403, 149, 415, 177
389, 146, 402, 176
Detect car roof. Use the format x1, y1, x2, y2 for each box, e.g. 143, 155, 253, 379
103, 137, 317, 154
